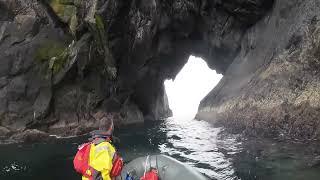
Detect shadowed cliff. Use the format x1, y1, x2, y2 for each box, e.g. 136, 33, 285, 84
7, 0, 320, 142
197, 0, 320, 140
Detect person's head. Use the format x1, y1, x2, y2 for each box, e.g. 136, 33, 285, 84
98, 115, 114, 136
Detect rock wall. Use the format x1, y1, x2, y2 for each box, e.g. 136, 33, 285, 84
0, 0, 286, 141
197, 0, 320, 140
0, 0, 153, 139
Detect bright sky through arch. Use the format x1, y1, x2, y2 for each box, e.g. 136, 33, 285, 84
164, 56, 223, 119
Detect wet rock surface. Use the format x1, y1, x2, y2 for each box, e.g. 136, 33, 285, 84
0, 126, 10, 137
1, 0, 319, 142
197, 0, 320, 140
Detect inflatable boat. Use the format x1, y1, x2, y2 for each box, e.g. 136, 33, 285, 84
120, 155, 208, 180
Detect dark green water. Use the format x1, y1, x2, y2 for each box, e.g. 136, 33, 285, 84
1, 118, 320, 180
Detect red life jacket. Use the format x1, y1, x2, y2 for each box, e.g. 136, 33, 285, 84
111, 153, 124, 177
73, 143, 92, 178
140, 169, 159, 180
73, 141, 124, 179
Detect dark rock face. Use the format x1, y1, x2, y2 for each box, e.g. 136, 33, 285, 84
9, 129, 55, 143
7, 0, 319, 142
197, 0, 320, 140
0, 126, 10, 137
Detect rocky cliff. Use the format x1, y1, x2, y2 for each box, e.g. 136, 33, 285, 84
197, 0, 320, 140
0, 0, 174, 140
2, 0, 318, 142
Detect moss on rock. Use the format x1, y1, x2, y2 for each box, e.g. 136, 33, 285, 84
49, 0, 77, 34
35, 42, 66, 63
50, 50, 69, 74
50, 0, 76, 22
35, 41, 71, 75
95, 14, 105, 32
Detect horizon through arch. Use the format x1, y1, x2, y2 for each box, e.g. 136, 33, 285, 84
164, 56, 223, 120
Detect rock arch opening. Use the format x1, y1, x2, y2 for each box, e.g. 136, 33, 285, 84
164, 56, 222, 119
0, 0, 279, 138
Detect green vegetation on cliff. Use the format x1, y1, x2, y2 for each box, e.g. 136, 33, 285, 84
50, 0, 76, 22
49, 0, 78, 35
35, 41, 70, 74
35, 42, 65, 62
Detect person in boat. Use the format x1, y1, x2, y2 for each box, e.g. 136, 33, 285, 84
73, 115, 123, 180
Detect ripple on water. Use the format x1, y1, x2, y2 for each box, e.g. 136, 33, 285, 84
1, 117, 320, 180
1, 161, 27, 174
159, 117, 242, 179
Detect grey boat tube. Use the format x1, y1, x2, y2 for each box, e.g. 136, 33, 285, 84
120, 155, 208, 180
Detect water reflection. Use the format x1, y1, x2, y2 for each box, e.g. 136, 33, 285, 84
232, 137, 320, 180
2, 161, 27, 174
159, 117, 241, 180
1, 118, 320, 180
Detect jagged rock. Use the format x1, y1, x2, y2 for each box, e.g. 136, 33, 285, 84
0, 0, 273, 140
0, 87, 8, 115
54, 85, 79, 113
33, 87, 52, 120
197, 0, 320, 139
0, 56, 11, 77
73, 124, 93, 136
8, 100, 30, 113
12, 14, 38, 40
0, 76, 8, 88
0, 1, 13, 21
53, 33, 91, 85
120, 103, 144, 125
145, 85, 172, 121
4, 0, 320, 142
0, 126, 10, 137
7, 75, 27, 100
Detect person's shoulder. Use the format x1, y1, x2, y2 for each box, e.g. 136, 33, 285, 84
103, 141, 116, 151
97, 141, 114, 148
